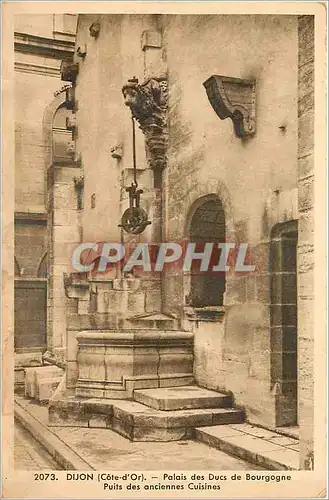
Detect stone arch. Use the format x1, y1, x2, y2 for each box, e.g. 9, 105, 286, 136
186, 195, 226, 307
183, 178, 235, 241
43, 92, 68, 168
37, 251, 48, 278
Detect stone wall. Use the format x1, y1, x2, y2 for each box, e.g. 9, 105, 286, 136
72, 14, 299, 428
297, 15, 314, 471
14, 15, 76, 366
161, 14, 299, 427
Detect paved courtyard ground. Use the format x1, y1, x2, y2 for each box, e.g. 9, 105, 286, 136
15, 417, 263, 471
15, 421, 60, 470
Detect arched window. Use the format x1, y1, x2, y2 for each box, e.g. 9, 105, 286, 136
52, 104, 74, 164
37, 252, 48, 278
187, 196, 226, 307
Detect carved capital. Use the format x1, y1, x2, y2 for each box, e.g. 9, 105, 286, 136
60, 61, 79, 83
122, 77, 168, 170
122, 77, 167, 128
203, 75, 256, 138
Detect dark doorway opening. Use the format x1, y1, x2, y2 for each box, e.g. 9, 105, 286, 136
270, 221, 298, 427
188, 197, 226, 307
14, 280, 47, 351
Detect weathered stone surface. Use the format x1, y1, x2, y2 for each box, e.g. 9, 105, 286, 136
15, 352, 43, 368
134, 386, 231, 411
36, 378, 62, 402
15, 14, 316, 464
298, 109, 314, 158
25, 366, 63, 400
298, 15, 314, 68
195, 424, 299, 470
89, 415, 111, 428
158, 375, 195, 388
298, 176, 314, 212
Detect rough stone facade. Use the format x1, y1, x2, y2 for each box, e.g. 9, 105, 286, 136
14, 14, 77, 381
70, 13, 300, 420
14, 13, 316, 469
297, 15, 314, 471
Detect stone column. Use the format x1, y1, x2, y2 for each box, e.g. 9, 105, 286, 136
297, 15, 314, 470
47, 164, 81, 360
121, 40, 168, 312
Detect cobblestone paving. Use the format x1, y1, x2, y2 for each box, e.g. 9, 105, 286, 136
14, 421, 61, 470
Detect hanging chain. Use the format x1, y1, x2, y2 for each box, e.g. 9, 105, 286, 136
118, 111, 151, 234
132, 116, 138, 187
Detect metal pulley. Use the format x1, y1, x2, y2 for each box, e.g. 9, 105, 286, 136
119, 183, 151, 234
119, 115, 151, 234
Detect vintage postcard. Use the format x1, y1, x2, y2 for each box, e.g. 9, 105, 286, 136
1, 1, 327, 498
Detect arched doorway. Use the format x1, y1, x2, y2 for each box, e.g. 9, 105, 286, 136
187, 196, 226, 307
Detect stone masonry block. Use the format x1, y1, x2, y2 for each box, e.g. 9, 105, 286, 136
36, 377, 62, 402
298, 246, 314, 273
298, 211, 314, 244
298, 109, 314, 158
298, 176, 314, 212
298, 153, 314, 181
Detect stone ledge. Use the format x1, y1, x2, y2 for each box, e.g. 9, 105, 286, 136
47, 391, 243, 442
184, 306, 225, 323
76, 329, 193, 346
195, 423, 299, 470
14, 399, 94, 470
134, 386, 231, 411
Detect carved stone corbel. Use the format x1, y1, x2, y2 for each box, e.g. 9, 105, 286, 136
60, 61, 79, 83
122, 77, 168, 170
203, 75, 256, 138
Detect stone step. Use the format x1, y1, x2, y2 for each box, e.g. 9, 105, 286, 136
195, 424, 299, 470
107, 400, 244, 442
134, 386, 231, 411
49, 395, 244, 442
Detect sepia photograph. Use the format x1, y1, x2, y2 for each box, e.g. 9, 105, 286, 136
1, 2, 327, 498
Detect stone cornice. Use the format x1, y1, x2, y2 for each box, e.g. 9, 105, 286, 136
15, 212, 48, 223
15, 61, 60, 78
14, 32, 75, 60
